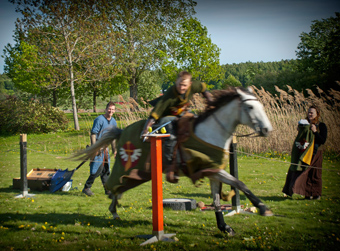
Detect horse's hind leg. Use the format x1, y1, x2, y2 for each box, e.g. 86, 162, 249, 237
210, 180, 236, 236
108, 194, 121, 219
210, 170, 273, 216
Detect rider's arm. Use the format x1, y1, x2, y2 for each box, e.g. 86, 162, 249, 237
140, 117, 156, 139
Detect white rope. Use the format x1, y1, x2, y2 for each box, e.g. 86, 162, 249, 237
234, 149, 339, 172
9, 146, 338, 172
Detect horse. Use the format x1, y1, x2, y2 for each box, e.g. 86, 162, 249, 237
76, 87, 274, 235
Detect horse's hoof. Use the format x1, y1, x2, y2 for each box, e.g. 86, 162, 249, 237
261, 210, 274, 216
258, 204, 273, 216
112, 213, 120, 220
225, 225, 236, 236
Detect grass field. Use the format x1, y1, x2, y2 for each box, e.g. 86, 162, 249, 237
1, 84, 340, 250
1, 126, 340, 250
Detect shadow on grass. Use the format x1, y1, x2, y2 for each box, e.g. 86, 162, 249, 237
257, 195, 291, 202
0, 187, 95, 197
0, 212, 150, 229
167, 191, 290, 203
168, 192, 211, 199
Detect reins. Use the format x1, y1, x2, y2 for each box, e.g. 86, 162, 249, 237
234, 131, 259, 138
211, 96, 262, 138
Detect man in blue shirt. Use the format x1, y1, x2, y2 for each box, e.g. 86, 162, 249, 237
82, 102, 117, 196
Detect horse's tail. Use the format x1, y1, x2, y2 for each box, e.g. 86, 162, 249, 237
72, 126, 123, 161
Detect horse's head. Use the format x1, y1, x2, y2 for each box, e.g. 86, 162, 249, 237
236, 87, 273, 136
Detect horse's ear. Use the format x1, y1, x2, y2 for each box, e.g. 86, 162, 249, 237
236, 87, 242, 95
236, 87, 248, 95
236, 86, 254, 96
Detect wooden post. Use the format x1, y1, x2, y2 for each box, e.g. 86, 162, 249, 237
20, 134, 28, 197
149, 134, 170, 239
229, 135, 241, 212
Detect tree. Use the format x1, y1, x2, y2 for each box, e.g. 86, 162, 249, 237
3, 40, 67, 106
79, 74, 129, 112
222, 74, 242, 89
8, 0, 121, 130
138, 70, 166, 102
0, 74, 15, 99
162, 17, 225, 86
104, 0, 196, 101
296, 12, 340, 91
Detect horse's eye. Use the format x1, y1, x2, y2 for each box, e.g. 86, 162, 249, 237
247, 105, 253, 110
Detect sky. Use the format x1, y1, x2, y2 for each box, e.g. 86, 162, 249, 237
0, 0, 339, 74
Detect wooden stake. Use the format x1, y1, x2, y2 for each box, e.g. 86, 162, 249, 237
149, 134, 170, 239
229, 136, 241, 212
20, 134, 28, 196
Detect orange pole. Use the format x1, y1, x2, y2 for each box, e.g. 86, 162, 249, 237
149, 134, 170, 236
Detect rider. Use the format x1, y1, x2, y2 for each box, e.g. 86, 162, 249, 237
140, 71, 213, 183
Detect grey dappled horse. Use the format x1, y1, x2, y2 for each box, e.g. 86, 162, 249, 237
76, 87, 274, 235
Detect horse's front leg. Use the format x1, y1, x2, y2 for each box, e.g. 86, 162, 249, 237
211, 170, 273, 216
210, 179, 236, 236
108, 193, 122, 219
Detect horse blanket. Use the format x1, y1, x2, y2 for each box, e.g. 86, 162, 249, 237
105, 118, 228, 194
180, 121, 229, 183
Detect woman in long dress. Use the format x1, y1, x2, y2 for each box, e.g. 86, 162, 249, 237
282, 105, 327, 199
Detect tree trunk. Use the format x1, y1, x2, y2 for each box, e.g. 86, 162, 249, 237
129, 77, 138, 101
69, 64, 80, 130
93, 89, 97, 113
52, 89, 57, 107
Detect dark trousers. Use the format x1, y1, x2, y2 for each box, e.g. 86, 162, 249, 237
84, 162, 110, 191
157, 116, 177, 166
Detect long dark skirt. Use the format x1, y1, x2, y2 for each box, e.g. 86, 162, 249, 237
282, 150, 323, 197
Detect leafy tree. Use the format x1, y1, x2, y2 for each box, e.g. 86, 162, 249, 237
220, 60, 313, 93
8, 0, 121, 130
137, 70, 165, 103
0, 74, 15, 98
104, 0, 196, 100
3, 40, 67, 106
162, 17, 225, 86
221, 74, 242, 89
296, 12, 340, 91
78, 74, 129, 112
245, 66, 263, 85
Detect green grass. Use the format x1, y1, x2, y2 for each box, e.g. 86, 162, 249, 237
1, 128, 340, 250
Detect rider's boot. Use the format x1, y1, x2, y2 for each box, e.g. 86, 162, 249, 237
164, 136, 179, 183
162, 121, 179, 183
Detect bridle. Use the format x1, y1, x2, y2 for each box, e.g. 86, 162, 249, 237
212, 96, 261, 138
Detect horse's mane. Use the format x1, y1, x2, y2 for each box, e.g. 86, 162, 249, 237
194, 87, 254, 126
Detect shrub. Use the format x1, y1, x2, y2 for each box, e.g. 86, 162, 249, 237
0, 96, 68, 135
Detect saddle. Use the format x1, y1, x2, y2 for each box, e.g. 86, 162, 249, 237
143, 113, 195, 183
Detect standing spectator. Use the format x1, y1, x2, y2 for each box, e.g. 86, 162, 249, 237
282, 105, 327, 199
82, 102, 117, 196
